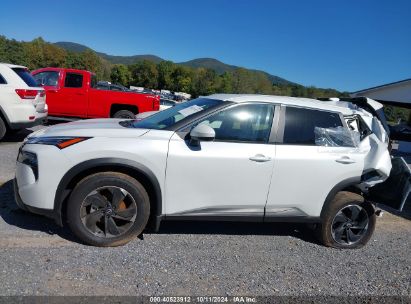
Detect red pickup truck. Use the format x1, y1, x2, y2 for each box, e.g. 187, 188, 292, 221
32, 68, 159, 119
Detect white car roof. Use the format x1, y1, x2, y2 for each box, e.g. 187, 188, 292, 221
0, 62, 28, 69
204, 94, 366, 115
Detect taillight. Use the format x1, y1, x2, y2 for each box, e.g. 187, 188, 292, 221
15, 89, 39, 100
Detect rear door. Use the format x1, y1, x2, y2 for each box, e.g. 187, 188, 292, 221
265, 106, 367, 218
59, 72, 88, 117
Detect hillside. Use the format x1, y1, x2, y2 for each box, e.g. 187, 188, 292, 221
54, 42, 293, 85
54, 42, 164, 65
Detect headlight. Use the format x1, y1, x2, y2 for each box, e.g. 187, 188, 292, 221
25, 136, 91, 149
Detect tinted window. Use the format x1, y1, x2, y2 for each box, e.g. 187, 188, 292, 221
12, 68, 38, 87
0, 74, 6, 84
196, 103, 274, 143
283, 107, 343, 145
32, 71, 59, 86
64, 73, 83, 88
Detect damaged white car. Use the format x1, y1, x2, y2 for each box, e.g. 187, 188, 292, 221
14, 94, 410, 248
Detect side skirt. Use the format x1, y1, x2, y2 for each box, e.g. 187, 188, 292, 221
152, 215, 321, 232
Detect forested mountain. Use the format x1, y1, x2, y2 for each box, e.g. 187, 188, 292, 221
54, 42, 164, 65
1, 36, 348, 98
56, 42, 293, 85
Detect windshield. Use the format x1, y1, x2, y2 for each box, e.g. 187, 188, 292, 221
132, 98, 223, 130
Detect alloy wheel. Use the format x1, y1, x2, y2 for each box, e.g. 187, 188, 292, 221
80, 186, 137, 238
331, 204, 369, 245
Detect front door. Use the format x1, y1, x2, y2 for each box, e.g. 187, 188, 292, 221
59, 72, 88, 117
165, 103, 277, 217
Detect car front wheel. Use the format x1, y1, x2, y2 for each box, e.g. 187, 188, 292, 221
66, 172, 150, 247
318, 191, 376, 249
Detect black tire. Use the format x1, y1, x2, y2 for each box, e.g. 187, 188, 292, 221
0, 117, 6, 141
112, 110, 135, 119
66, 172, 150, 247
318, 191, 376, 249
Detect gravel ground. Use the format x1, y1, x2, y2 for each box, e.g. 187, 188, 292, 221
0, 127, 410, 297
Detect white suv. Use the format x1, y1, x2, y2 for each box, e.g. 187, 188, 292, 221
0, 63, 47, 140
14, 94, 409, 248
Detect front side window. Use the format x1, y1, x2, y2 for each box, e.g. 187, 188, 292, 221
64, 73, 83, 88
32, 71, 59, 87
283, 107, 343, 145
195, 103, 274, 143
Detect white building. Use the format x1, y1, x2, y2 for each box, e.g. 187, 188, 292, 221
351, 79, 411, 106
351, 78, 411, 152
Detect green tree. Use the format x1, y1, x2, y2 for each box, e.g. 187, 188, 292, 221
218, 72, 233, 93
191, 68, 218, 96
171, 66, 192, 92
110, 64, 131, 86
231, 68, 254, 93
157, 60, 174, 90
129, 60, 158, 88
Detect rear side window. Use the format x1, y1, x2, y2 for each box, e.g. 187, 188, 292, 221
283, 107, 343, 145
0, 74, 6, 84
64, 73, 83, 88
12, 68, 38, 87
32, 71, 59, 87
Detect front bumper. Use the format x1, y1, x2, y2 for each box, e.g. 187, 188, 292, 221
14, 144, 72, 226
13, 178, 61, 225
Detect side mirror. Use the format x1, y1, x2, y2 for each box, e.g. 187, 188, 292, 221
190, 124, 215, 144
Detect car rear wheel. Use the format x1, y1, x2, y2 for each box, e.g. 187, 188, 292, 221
66, 172, 150, 247
0, 117, 6, 141
318, 191, 376, 249
112, 110, 135, 119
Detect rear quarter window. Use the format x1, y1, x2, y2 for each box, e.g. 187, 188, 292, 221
0, 74, 6, 84
283, 107, 343, 145
12, 68, 38, 87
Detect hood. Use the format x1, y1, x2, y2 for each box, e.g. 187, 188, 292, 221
29, 119, 150, 138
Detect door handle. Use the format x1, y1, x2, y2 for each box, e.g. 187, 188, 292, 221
249, 154, 271, 162
335, 156, 356, 164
